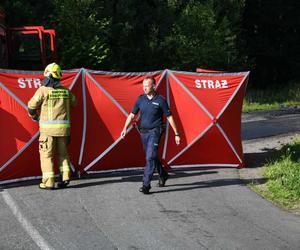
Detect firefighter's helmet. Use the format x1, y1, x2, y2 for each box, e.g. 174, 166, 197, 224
44, 63, 62, 80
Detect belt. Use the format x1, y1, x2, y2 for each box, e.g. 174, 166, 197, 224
139, 126, 165, 134
139, 127, 158, 133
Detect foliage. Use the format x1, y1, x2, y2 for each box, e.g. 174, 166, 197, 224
102, 0, 177, 71
241, 0, 300, 87
243, 81, 300, 112
52, 0, 110, 68
3, 0, 300, 89
263, 137, 300, 208
3, 0, 246, 71
165, 2, 240, 70
3, 1, 53, 26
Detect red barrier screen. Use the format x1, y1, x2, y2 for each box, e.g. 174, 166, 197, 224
0, 69, 249, 184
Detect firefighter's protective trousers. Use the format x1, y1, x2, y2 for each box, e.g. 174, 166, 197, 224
39, 135, 71, 188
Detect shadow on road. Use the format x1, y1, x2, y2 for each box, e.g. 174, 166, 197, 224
0, 170, 219, 190
151, 177, 266, 194
1, 158, 270, 191
244, 148, 277, 169
68, 170, 219, 189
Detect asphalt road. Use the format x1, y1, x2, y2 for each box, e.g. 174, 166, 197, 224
1, 110, 300, 250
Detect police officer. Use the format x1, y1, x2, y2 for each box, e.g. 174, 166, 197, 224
121, 76, 180, 194
28, 63, 76, 190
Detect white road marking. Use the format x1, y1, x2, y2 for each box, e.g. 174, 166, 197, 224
1, 190, 54, 250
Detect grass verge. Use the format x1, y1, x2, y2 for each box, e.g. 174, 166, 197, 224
243, 82, 300, 112
251, 136, 300, 209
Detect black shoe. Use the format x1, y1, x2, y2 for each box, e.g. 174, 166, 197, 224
139, 185, 151, 194
56, 180, 70, 189
157, 174, 169, 187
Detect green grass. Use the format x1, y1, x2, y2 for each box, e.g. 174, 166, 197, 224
243, 82, 300, 112
259, 136, 300, 208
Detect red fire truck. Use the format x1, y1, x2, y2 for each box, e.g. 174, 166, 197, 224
0, 7, 57, 70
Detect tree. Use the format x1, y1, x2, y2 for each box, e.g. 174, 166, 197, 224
52, 0, 110, 69
164, 1, 243, 71
3, 0, 53, 26
242, 0, 300, 87
3, 0, 247, 74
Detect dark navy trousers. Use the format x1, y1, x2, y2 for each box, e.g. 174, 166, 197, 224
140, 127, 168, 188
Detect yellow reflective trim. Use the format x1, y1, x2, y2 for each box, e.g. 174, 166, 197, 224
40, 124, 70, 128
48, 99, 53, 120
49, 89, 69, 99
59, 165, 70, 172
66, 98, 70, 120
50, 99, 53, 120
43, 172, 55, 178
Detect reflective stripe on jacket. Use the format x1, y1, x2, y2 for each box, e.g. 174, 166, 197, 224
28, 86, 76, 136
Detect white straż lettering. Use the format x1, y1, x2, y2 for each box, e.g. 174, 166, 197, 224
18, 78, 26, 88
18, 78, 41, 89
194, 79, 228, 89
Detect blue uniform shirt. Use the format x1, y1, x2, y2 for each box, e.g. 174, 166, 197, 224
131, 93, 171, 129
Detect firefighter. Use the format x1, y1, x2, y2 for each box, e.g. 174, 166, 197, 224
27, 63, 76, 190
121, 76, 181, 194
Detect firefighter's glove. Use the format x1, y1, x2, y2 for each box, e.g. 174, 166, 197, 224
32, 115, 40, 122
28, 108, 39, 122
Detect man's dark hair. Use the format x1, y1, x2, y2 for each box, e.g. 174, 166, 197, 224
143, 76, 156, 85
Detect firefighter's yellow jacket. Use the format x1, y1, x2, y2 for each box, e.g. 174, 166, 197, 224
28, 86, 76, 136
